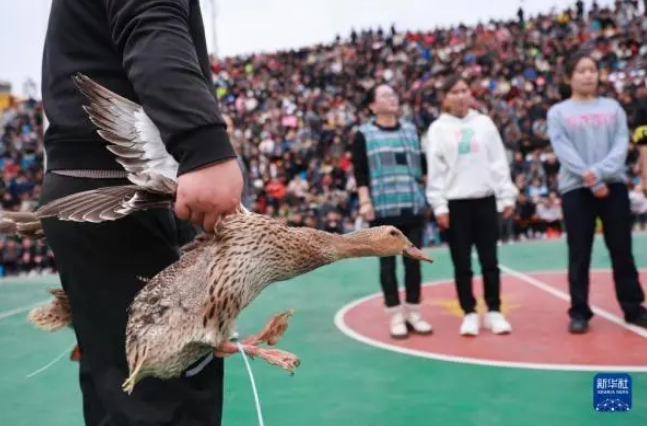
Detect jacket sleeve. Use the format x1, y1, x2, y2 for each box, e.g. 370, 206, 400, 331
351, 129, 370, 188
485, 117, 518, 209
103, 0, 237, 176
424, 123, 449, 216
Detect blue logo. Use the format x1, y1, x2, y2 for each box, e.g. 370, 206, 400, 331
593, 373, 632, 412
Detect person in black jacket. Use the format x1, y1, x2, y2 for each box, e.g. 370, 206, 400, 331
633, 95, 647, 196
39, 1, 242, 425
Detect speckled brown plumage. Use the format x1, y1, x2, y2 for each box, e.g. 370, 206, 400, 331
22, 209, 433, 394
119, 212, 425, 393
6, 74, 435, 394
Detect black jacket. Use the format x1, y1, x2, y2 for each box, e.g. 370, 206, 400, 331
634, 97, 647, 146
41, 0, 236, 175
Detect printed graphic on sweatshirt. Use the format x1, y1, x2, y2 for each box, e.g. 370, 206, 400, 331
566, 112, 616, 127
456, 128, 479, 154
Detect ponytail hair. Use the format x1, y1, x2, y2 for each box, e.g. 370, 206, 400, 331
558, 82, 572, 100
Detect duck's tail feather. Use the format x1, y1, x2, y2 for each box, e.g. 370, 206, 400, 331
122, 344, 148, 395
28, 288, 73, 332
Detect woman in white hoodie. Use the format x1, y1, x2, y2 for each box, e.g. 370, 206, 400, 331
425, 76, 518, 336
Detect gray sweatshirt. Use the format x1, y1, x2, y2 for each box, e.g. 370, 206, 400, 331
547, 97, 629, 194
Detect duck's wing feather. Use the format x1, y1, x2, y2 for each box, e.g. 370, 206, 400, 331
72, 73, 179, 193
39, 74, 251, 224
36, 184, 173, 222
34, 74, 180, 223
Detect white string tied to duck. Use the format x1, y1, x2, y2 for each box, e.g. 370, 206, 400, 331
230, 331, 266, 426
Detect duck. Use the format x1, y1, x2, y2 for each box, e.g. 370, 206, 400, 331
28, 216, 433, 393
10, 74, 435, 394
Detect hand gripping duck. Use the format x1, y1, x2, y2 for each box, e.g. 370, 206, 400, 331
10, 74, 434, 394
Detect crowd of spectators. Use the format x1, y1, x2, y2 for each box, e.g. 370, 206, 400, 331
2, 0, 647, 277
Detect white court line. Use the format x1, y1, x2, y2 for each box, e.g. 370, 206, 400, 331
498, 264, 647, 340
333, 268, 647, 372
25, 342, 76, 379
0, 300, 50, 322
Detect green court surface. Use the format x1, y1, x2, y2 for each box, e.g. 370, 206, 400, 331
1, 234, 646, 426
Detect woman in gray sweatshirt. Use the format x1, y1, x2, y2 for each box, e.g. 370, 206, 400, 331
547, 50, 647, 334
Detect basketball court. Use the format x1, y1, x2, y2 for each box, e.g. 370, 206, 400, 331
1, 233, 646, 425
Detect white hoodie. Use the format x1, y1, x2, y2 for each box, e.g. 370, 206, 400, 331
425, 109, 518, 216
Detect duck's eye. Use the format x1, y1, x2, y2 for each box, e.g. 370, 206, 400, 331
389, 230, 398, 237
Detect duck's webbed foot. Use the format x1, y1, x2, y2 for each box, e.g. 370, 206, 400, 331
242, 309, 294, 346
213, 310, 299, 374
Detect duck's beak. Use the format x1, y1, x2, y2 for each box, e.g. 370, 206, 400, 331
403, 246, 434, 263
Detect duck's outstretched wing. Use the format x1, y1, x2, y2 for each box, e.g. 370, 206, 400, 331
36, 74, 250, 224
35, 184, 174, 222
72, 73, 179, 192
34, 74, 179, 223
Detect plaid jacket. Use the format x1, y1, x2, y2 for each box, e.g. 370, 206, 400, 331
359, 120, 427, 219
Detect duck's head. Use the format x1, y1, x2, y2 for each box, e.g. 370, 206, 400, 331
345, 225, 434, 263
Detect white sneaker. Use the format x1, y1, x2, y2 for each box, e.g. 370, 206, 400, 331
460, 313, 480, 336
405, 303, 433, 335
484, 311, 512, 334
387, 306, 408, 339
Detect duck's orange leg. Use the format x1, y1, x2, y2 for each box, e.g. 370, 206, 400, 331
214, 341, 300, 374
213, 310, 299, 374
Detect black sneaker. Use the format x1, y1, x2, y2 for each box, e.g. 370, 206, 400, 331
626, 310, 647, 329
568, 318, 589, 334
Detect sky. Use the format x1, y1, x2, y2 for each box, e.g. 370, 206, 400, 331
0, 0, 612, 97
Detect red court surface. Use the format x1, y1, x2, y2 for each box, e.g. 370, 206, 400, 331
337, 270, 647, 371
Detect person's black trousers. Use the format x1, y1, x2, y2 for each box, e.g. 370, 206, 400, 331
39, 173, 225, 426
447, 195, 501, 314
561, 183, 646, 322
373, 217, 425, 308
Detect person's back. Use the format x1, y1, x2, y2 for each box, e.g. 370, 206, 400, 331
38, 1, 243, 425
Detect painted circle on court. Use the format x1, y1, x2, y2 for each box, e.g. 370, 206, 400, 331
334, 269, 647, 371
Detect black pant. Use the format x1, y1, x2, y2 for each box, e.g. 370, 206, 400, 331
447, 195, 501, 314
372, 217, 424, 308
39, 173, 224, 426
562, 183, 646, 322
